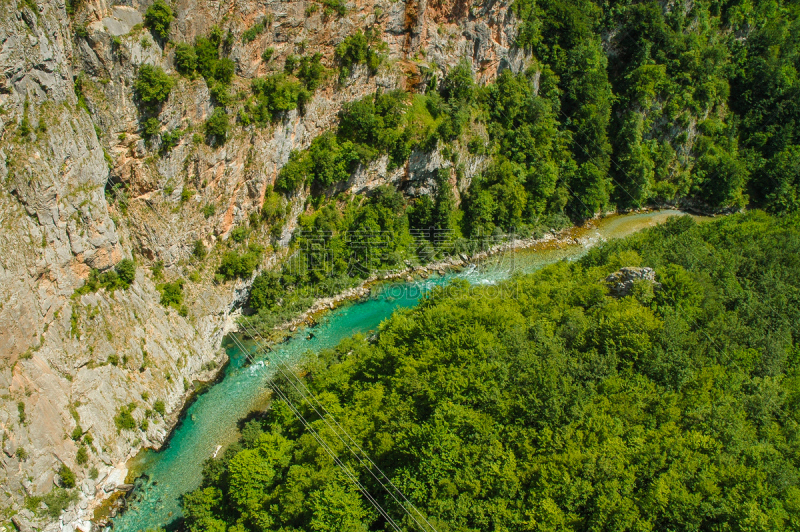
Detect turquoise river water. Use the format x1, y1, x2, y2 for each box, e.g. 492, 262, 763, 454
111, 210, 694, 531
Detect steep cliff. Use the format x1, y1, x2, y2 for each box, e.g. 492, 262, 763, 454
0, 0, 520, 528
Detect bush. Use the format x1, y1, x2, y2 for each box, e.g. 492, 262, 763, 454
209, 82, 231, 106
76, 446, 89, 466
134, 64, 174, 109
157, 279, 184, 308
17, 401, 25, 424
250, 74, 310, 123
335, 31, 386, 77
231, 226, 249, 243
114, 405, 137, 431
242, 20, 267, 43
42, 487, 78, 519
261, 47, 274, 63
195, 36, 220, 80
116, 259, 136, 286
248, 270, 282, 310
284, 54, 300, 74
57, 464, 76, 488
153, 399, 166, 416
201, 203, 216, 218
73, 260, 136, 296
192, 240, 207, 260
144, 0, 173, 39
174, 43, 197, 76
142, 117, 161, 139
217, 245, 263, 280
160, 128, 183, 154
321, 0, 346, 17
261, 186, 284, 222
70, 426, 83, 441
205, 108, 230, 143
297, 53, 326, 91
213, 58, 236, 85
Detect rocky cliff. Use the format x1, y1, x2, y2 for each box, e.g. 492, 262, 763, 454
0, 0, 522, 528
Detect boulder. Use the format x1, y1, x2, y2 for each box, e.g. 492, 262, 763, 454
605, 267, 658, 297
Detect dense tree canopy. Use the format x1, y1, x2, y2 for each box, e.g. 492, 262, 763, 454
186, 211, 800, 531
260, 0, 800, 223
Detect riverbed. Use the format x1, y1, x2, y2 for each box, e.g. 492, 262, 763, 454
111, 209, 697, 531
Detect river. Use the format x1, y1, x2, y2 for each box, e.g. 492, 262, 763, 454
111, 209, 696, 531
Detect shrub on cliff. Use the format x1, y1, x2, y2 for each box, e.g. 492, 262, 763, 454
144, 0, 173, 40
73, 260, 136, 297
174, 43, 197, 77
57, 464, 76, 488
157, 279, 185, 310
248, 270, 282, 310
335, 30, 386, 79
134, 64, 174, 110
204, 107, 230, 144
217, 245, 264, 281
114, 405, 137, 431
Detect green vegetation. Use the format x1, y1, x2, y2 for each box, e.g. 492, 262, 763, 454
187, 212, 800, 531
263, 0, 799, 224
276, 88, 445, 192
17, 97, 31, 139
174, 43, 197, 77
143, 0, 173, 40
335, 30, 387, 79
134, 65, 174, 111
319, 0, 346, 17
157, 279, 187, 315
240, 185, 467, 334
159, 127, 183, 154
73, 259, 136, 297
192, 239, 208, 261
246, 73, 310, 123
17, 401, 25, 424
201, 203, 216, 218
174, 26, 234, 86
205, 108, 230, 144
172, 26, 236, 146
153, 399, 166, 416
26, 488, 78, 519
217, 244, 264, 281
57, 464, 76, 489
243, 51, 330, 125
114, 405, 137, 431
76, 446, 89, 466
242, 17, 271, 43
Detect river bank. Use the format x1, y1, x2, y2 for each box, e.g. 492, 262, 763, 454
107, 209, 702, 531
248, 216, 608, 335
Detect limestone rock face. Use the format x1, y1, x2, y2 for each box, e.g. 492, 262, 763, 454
0, 0, 524, 527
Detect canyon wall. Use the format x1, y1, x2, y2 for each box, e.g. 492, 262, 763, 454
0, 0, 522, 528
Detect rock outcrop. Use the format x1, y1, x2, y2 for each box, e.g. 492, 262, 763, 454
605, 267, 658, 297
0, 0, 524, 528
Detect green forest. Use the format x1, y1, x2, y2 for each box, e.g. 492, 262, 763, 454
136, 0, 800, 225
182, 211, 800, 531
265, 0, 800, 221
